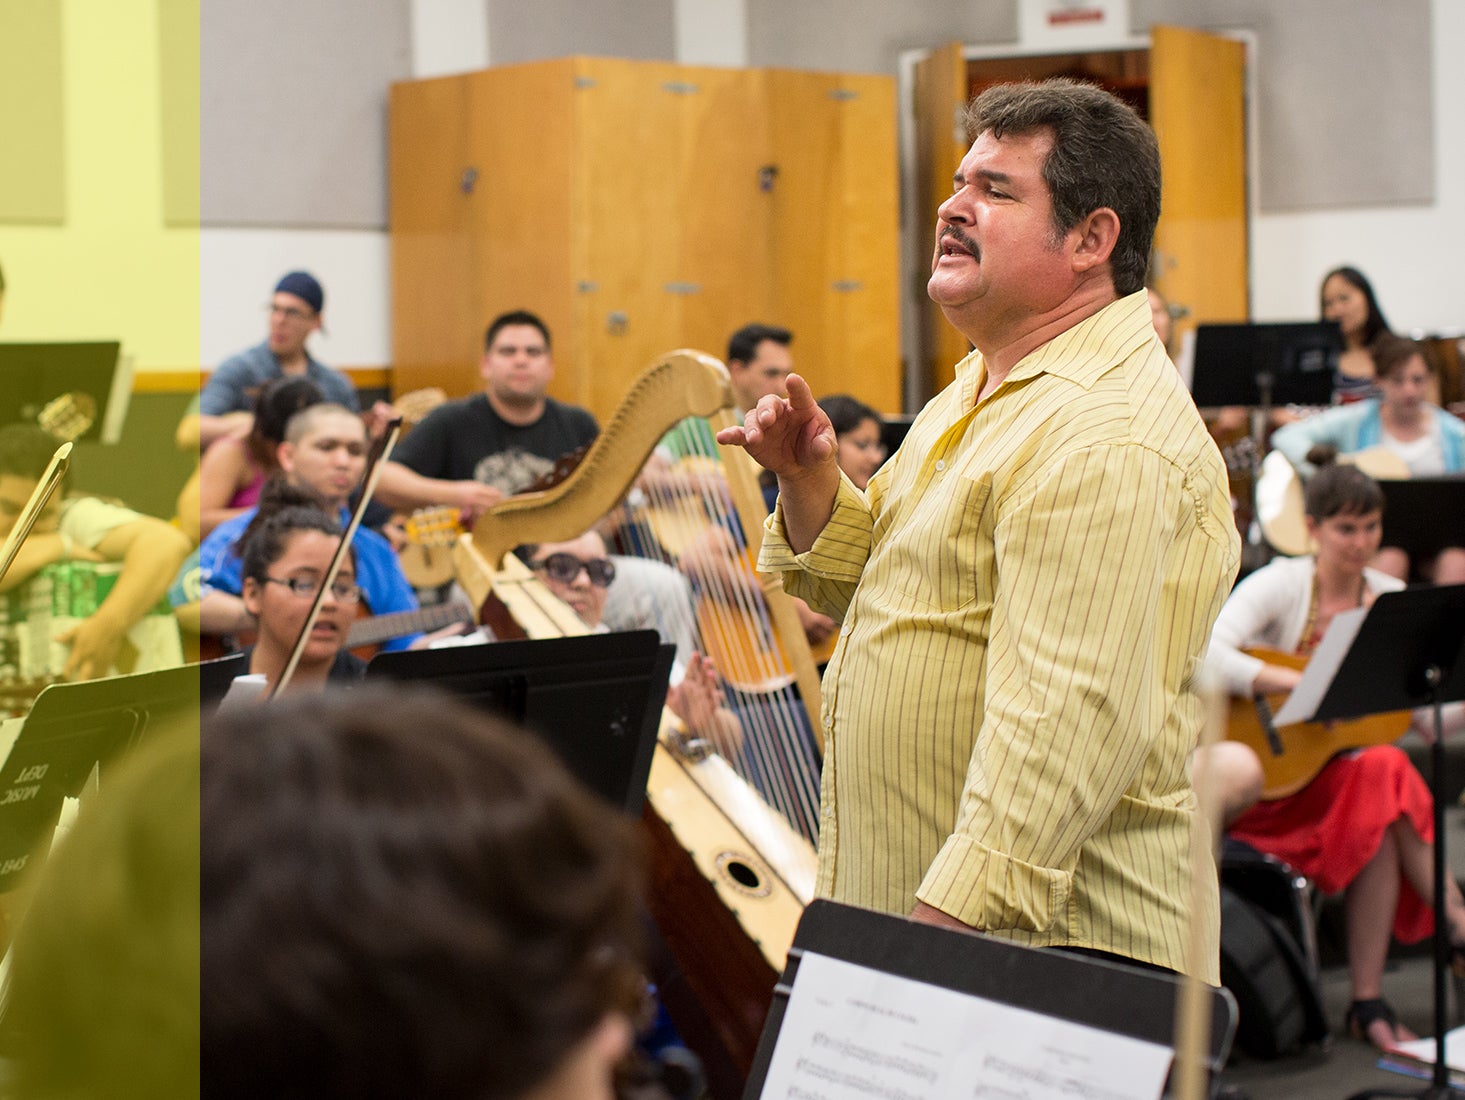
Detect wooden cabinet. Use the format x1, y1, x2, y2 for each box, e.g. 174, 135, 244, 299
389, 58, 901, 421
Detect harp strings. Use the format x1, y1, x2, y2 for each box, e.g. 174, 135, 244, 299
624, 417, 820, 842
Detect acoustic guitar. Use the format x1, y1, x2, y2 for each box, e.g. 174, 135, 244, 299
395, 505, 462, 590
1225, 647, 1411, 800
1255, 445, 1410, 557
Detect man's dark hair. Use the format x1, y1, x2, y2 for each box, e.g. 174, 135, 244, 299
965, 78, 1161, 297
1319, 266, 1391, 348
727, 323, 792, 366
199, 688, 645, 1098
248, 377, 324, 468
484, 310, 552, 352
1371, 334, 1430, 383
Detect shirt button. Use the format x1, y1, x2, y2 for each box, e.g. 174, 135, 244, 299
935, 459, 946, 472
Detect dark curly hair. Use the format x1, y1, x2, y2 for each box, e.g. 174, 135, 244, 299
200, 687, 646, 1098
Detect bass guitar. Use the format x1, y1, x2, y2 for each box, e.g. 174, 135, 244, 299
1225, 646, 1411, 800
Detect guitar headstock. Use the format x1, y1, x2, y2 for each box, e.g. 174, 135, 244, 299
37, 392, 97, 443
402, 506, 462, 546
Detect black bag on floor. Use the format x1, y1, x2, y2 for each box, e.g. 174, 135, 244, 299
1219, 882, 1328, 1059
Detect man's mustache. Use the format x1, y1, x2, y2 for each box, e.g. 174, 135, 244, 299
940, 226, 979, 260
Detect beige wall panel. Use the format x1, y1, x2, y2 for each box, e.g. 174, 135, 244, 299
0, 0, 64, 224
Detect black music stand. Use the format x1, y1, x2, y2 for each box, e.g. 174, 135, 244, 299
1378, 478, 1465, 572
366, 631, 673, 815
0, 341, 126, 443
1190, 322, 1340, 412
1190, 322, 1341, 568
0, 663, 204, 893
743, 900, 1237, 1099
1272, 585, 1465, 1099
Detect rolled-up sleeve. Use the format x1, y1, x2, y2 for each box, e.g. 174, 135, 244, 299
758, 472, 878, 622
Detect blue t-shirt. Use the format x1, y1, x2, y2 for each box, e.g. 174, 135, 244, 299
197, 505, 420, 651
200, 342, 359, 415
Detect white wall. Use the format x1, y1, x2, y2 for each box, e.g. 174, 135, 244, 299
197, 0, 1464, 378
1251, 0, 1465, 334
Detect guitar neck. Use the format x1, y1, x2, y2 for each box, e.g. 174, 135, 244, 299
344, 601, 471, 649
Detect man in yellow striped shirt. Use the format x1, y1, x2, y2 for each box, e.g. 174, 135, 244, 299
718, 79, 1238, 980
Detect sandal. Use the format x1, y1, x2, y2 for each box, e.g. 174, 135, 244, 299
1346, 998, 1405, 1050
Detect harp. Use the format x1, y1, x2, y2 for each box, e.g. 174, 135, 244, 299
452, 350, 822, 1091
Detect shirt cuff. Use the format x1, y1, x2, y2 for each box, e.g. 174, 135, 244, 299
757, 474, 869, 584
916, 833, 1072, 933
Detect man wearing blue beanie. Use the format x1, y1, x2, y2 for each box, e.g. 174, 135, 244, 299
194, 271, 359, 450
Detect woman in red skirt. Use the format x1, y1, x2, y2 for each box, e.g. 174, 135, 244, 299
1206, 448, 1465, 1052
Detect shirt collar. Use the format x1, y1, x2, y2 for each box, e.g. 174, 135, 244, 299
953, 289, 1157, 399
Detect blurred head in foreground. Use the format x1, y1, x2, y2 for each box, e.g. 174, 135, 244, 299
5, 686, 647, 1100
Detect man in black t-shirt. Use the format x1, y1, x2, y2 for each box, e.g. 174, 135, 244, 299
377, 311, 598, 523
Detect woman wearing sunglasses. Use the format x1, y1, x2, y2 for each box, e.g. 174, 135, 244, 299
239, 503, 365, 692
519, 530, 742, 757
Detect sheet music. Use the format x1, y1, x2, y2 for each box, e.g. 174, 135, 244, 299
1271, 605, 1368, 726
217, 674, 269, 714
759, 951, 1173, 1099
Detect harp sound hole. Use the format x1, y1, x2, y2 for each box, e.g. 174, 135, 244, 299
716, 852, 771, 897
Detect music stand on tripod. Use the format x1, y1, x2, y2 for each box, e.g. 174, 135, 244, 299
1189, 322, 1341, 565
1272, 585, 1465, 1098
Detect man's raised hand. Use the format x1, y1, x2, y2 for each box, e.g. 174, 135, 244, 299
714, 374, 836, 480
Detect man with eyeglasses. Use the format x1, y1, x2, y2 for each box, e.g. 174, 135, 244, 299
194, 405, 421, 653
514, 530, 741, 757
192, 271, 359, 451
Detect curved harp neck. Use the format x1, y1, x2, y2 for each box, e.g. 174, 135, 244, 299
470, 349, 733, 567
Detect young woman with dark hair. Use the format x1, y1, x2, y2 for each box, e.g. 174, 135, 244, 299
1206, 451, 1465, 1051
237, 494, 364, 691
193, 376, 325, 539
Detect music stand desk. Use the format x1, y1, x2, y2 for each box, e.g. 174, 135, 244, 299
366, 631, 673, 815
1378, 476, 1465, 565
744, 899, 1236, 1098
0, 663, 204, 892
1189, 322, 1340, 409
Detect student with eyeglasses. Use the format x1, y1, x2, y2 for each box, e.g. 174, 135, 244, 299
238, 503, 366, 691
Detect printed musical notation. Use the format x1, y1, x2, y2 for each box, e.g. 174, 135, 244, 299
760, 952, 1173, 1099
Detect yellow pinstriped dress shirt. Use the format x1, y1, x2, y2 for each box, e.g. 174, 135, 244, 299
760, 291, 1239, 980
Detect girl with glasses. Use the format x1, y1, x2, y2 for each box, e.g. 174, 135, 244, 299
239, 502, 364, 692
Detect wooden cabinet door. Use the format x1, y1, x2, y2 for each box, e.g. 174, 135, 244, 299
1149, 26, 1249, 334
465, 62, 578, 404
767, 70, 901, 414
389, 74, 476, 399
912, 41, 972, 401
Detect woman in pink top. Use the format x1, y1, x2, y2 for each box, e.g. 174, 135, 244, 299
196, 377, 323, 538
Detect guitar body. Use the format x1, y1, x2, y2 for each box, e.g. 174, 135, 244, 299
1226, 647, 1412, 800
